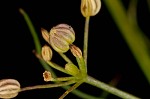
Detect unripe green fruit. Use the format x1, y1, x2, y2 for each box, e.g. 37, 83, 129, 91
65, 63, 79, 76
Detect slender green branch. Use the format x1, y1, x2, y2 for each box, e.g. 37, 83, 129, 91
58, 53, 73, 63
19, 8, 40, 53
103, 0, 150, 83
46, 61, 68, 74
86, 76, 140, 99
59, 80, 84, 99
83, 16, 90, 67
52, 77, 75, 82
76, 57, 87, 77
62, 86, 102, 99
19, 8, 51, 72
20, 80, 76, 92
33, 50, 56, 76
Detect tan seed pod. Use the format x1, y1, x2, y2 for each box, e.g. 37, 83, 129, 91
41, 45, 53, 61
70, 44, 82, 58
81, 0, 101, 17
0, 79, 20, 99
41, 28, 50, 43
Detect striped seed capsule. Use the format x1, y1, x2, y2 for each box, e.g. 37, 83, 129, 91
81, 0, 101, 17
41, 45, 53, 61
0, 79, 20, 99
70, 44, 82, 58
49, 24, 75, 53
41, 28, 50, 43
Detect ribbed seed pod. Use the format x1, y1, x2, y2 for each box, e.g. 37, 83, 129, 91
41, 28, 50, 43
81, 0, 101, 17
49, 24, 75, 53
0, 79, 20, 99
41, 45, 53, 61
70, 44, 82, 58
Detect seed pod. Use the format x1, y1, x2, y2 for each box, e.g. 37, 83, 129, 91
41, 28, 50, 43
41, 45, 53, 61
65, 63, 80, 76
0, 79, 20, 99
81, 0, 101, 17
49, 24, 75, 53
70, 44, 82, 58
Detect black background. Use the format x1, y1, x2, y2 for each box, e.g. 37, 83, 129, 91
0, 0, 150, 99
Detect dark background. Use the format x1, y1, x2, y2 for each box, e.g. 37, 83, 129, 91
0, 0, 150, 99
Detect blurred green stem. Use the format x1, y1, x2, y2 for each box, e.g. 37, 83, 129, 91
104, 0, 150, 83
127, 0, 138, 25
147, 0, 150, 11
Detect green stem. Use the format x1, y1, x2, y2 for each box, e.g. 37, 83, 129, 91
20, 80, 76, 92
46, 61, 68, 74
19, 8, 51, 72
58, 53, 73, 63
62, 86, 102, 99
104, 0, 150, 83
83, 16, 90, 67
86, 76, 140, 99
52, 77, 75, 82
19, 8, 41, 53
59, 80, 84, 99
100, 74, 121, 98
127, 0, 138, 25
76, 57, 87, 77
